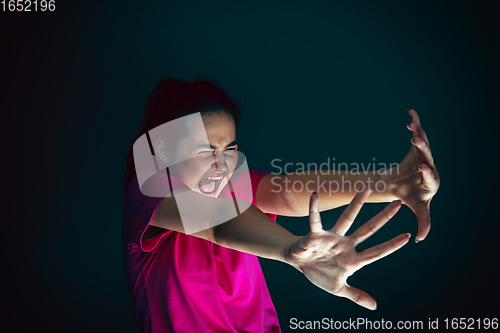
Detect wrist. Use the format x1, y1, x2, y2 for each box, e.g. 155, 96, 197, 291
281, 235, 304, 271
377, 168, 399, 202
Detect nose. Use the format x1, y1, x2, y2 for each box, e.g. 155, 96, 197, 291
211, 149, 228, 174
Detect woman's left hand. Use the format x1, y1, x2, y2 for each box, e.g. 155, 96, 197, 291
388, 109, 440, 242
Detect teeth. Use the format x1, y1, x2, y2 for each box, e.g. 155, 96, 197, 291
205, 176, 224, 181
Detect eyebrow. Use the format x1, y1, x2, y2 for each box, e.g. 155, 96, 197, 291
196, 140, 238, 150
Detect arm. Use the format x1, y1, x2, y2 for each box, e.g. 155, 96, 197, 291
256, 109, 440, 242
150, 190, 301, 263
255, 170, 397, 217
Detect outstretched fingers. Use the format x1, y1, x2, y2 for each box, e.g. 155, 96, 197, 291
359, 233, 410, 267
408, 122, 430, 147
331, 185, 372, 236
350, 200, 402, 245
308, 191, 324, 234
413, 200, 431, 242
420, 162, 439, 189
336, 284, 377, 310
408, 109, 421, 126
407, 109, 420, 143
414, 137, 437, 173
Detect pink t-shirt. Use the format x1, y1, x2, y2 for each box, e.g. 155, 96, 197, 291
122, 169, 282, 332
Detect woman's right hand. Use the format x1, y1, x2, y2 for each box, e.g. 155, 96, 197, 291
285, 186, 410, 310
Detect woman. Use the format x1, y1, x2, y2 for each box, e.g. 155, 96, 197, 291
122, 78, 439, 332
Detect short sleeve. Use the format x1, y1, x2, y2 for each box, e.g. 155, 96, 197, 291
122, 175, 174, 253
247, 169, 269, 205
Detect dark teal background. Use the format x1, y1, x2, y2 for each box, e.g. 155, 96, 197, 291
1, 1, 499, 332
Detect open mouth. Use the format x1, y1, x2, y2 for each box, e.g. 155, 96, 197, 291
198, 175, 225, 195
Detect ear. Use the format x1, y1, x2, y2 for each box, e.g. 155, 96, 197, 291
155, 138, 169, 164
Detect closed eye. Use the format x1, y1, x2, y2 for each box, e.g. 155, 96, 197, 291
196, 144, 237, 155
197, 150, 213, 155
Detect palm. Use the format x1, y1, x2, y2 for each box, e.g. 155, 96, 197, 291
287, 187, 410, 310
291, 232, 353, 292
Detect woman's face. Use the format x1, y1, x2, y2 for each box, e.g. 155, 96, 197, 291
169, 111, 238, 198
